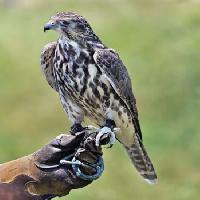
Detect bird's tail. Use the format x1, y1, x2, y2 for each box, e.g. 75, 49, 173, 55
124, 134, 158, 184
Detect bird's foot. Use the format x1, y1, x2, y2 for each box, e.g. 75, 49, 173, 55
95, 127, 119, 148
86, 125, 98, 131
70, 123, 85, 135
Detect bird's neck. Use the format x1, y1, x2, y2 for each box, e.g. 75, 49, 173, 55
59, 35, 79, 48
59, 34, 105, 51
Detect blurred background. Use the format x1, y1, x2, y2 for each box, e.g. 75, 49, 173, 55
0, 0, 200, 199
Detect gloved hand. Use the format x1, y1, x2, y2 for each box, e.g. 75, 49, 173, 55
0, 130, 108, 200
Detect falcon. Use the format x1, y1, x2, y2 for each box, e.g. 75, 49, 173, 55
41, 12, 157, 184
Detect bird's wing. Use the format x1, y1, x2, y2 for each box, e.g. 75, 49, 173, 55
40, 42, 58, 92
93, 48, 142, 140
94, 49, 158, 184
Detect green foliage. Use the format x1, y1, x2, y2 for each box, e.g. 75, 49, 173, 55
0, 0, 199, 199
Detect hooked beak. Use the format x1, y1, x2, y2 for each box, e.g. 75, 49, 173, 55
44, 21, 58, 32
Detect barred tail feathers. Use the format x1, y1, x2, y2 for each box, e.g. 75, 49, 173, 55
125, 135, 158, 184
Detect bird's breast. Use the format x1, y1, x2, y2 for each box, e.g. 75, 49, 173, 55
54, 41, 131, 127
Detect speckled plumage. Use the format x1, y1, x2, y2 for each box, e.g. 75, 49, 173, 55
40, 12, 157, 184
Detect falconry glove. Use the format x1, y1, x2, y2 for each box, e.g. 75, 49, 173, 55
0, 129, 109, 200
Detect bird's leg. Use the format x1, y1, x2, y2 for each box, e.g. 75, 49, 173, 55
95, 119, 119, 147
70, 123, 85, 135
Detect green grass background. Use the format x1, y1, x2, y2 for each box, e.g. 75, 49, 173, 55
0, 0, 200, 199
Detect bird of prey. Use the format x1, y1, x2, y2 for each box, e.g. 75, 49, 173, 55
41, 12, 157, 184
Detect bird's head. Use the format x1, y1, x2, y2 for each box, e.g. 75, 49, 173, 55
44, 12, 99, 42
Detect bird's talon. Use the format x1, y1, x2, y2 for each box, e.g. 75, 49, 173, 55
113, 127, 121, 132
86, 125, 98, 131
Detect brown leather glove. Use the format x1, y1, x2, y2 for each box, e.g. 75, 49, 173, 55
0, 130, 107, 200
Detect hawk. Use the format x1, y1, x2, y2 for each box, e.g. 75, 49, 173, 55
41, 12, 157, 184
